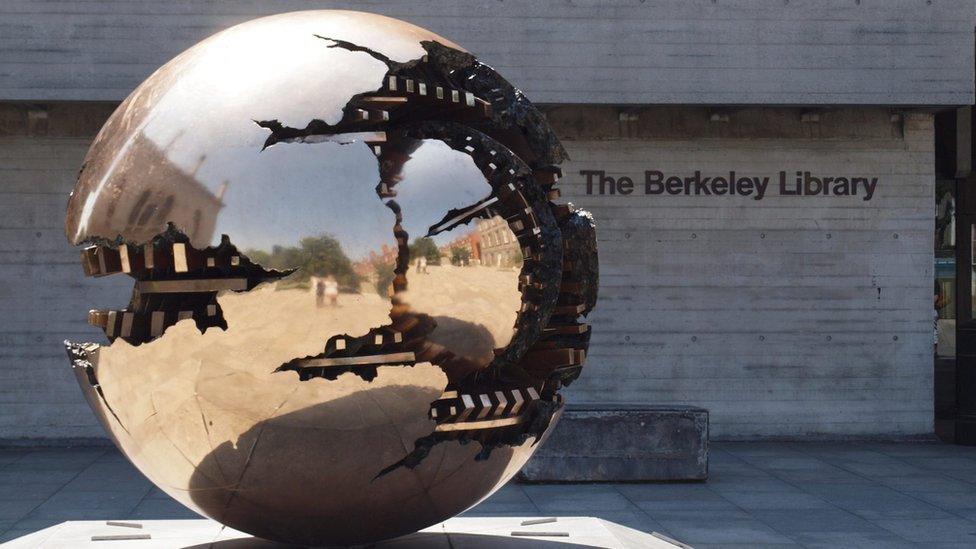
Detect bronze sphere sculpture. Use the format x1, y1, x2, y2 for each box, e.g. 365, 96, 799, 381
64, 10, 597, 546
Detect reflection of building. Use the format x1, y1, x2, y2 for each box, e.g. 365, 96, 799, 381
477, 217, 518, 267
355, 244, 399, 275
83, 133, 225, 244
438, 229, 481, 265
364, 244, 398, 267
352, 260, 374, 279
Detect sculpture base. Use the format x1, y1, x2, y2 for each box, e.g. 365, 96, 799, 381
2, 517, 686, 548
520, 405, 709, 482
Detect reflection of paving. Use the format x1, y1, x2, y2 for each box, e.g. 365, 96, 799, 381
405, 264, 521, 362
4, 442, 976, 546
278, 263, 520, 357
95, 262, 521, 396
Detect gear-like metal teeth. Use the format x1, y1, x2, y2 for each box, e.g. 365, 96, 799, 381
80, 237, 283, 282
276, 315, 434, 382
418, 40, 569, 168
375, 392, 564, 479
78, 226, 289, 345
367, 75, 491, 116
428, 386, 543, 427
258, 50, 496, 149
390, 122, 563, 378
89, 306, 217, 340
506, 205, 598, 387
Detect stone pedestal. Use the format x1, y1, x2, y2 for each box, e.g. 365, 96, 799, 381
520, 405, 709, 482
1, 518, 685, 548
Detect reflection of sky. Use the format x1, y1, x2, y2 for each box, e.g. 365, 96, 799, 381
109, 13, 488, 260
147, 131, 489, 259
133, 30, 394, 255
208, 140, 393, 257
133, 14, 396, 255
140, 26, 392, 173
201, 139, 489, 259
393, 140, 492, 248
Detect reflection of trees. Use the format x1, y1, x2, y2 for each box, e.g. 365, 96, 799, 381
409, 237, 441, 265
372, 259, 395, 297
373, 261, 396, 297
246, 234, 360, 291
450, 246, 471, 266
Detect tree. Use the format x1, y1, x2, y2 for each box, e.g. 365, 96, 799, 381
298, 235, 359, 290
246, 248, 272, 267
244, 234, 361, 291
450, 246, 471, 266
409, 237, 440, 265
372, 259, 395, 297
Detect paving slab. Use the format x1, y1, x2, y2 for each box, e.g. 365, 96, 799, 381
874, 474, 976, 494
751, 508, 903, 535
4, 443, 976, 547
715, 489, 834, 510
693, 544, 802, 549
0, 451, 29, 468
652, 515, 794, 546
870, 517, 976, 544
796, 484, 951, 520
524, 484, 636, 513
780, 530, 917, 549
615, 483, 738, 512
707, 475, 798, 493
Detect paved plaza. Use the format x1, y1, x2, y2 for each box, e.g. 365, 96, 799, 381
2, 442, 976, 548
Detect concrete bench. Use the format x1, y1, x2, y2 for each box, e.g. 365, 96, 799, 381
519, 405, 709, 482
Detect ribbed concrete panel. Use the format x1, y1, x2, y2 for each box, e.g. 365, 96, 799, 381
0, 0, 971, 105
0, 134, 130, 439
556, 109, 934, 438
0, 104, 937, 439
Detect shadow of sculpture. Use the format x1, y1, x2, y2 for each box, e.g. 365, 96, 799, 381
187, 382, 524, 546
182, 532, 590, 549
427, 315, 498, 367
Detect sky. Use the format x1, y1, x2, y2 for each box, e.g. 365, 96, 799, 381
122, 16, 491, 260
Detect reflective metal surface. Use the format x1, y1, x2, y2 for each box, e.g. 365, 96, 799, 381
64, 9, 597, 546
66, 10, 460, 250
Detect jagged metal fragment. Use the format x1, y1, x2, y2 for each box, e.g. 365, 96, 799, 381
81, 225, 292, 345
64, 341, 126, 433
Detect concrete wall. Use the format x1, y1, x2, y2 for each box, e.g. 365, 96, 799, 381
552, 107, 934, 438
0, 104, 128, 439
0, 104, 935, 440
1, 0, 972, 105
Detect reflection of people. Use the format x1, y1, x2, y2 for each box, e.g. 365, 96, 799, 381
315, 278, 326, 308
325, 275, 339, 307
417, 256, 428, 274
